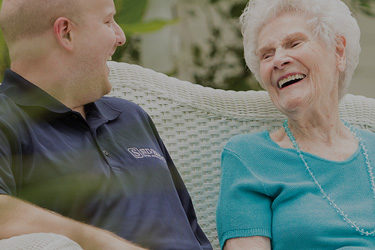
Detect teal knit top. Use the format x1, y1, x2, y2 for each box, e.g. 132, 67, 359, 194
217, 129, 375, 249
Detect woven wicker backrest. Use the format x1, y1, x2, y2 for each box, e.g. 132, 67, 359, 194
108, 61, 375, 249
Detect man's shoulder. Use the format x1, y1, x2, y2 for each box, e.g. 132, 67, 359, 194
97, 96, 147, 115
0, 93, 29, 139
96, 96, 154, 125
0, 92, 22, 116
97, 96, 139, 108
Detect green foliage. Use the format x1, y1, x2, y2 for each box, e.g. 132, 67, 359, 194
229, 2, 247, 18
120, 19, 178, 35
114, 0, 176, 35
0, 27, 10, 80
189, 0, 261, 91
110, 0, 177, 62
0, 0, 9, 79
115, 0, 148, 24
350, 0, 375, 16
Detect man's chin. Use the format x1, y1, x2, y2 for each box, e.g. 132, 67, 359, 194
103, 80, 112, 96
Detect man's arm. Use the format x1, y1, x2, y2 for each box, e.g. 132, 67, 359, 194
0, 114, 145, 249
0, 195, 146, 250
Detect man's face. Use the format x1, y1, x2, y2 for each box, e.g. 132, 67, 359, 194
73, 0, 126, 101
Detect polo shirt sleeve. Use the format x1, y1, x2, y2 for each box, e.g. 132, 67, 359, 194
0, 119, 17, 195
216, 147, 272, 249
146, 114, 212, 249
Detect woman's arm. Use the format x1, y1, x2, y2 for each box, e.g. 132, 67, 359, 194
224, 236, 271, 250
217, 146, 273, 250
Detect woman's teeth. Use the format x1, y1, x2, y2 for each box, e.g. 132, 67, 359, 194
278, 74, 306, 89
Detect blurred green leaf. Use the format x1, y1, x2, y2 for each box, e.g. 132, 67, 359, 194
350, 0, 375, 16
229, 2, 248, 18
120, 19, 178, 35
0, 29, 10, 81
115, 0, 148, 24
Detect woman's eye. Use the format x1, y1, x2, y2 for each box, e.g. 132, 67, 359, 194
262, 54, 272, 60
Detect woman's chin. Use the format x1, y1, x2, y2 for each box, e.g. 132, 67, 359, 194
276, 96, 311, 115
272, 87, 312, 112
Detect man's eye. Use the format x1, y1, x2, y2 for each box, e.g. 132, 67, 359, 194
291, 41, 302, 48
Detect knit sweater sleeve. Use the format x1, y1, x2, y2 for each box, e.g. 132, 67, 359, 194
216, 137, 272, 249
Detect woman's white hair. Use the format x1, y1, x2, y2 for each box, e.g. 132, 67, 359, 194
240, 0, 361, 98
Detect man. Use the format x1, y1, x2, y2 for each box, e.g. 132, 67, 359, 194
0, 0, 212, 249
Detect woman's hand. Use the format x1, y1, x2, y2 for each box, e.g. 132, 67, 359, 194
224, 236, 271, 250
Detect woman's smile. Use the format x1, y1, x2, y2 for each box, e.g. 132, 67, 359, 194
277, 73, 306, 89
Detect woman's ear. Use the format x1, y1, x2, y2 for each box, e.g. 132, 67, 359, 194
335, 35, 346, 72
53, 17, 74, 51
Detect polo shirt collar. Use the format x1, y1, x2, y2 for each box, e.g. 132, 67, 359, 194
85, 101, 121, 123
1, 69, 70, 114
1, 69, 121, 124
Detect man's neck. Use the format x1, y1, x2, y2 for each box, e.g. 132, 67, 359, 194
11, 62, 89, 116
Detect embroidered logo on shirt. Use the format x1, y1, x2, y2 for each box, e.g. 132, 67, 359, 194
128, 147, 166, 162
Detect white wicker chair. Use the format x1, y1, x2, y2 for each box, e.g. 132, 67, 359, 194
1, 61, 375, 249
107, 61, 375, 249
0, 233, 82, 250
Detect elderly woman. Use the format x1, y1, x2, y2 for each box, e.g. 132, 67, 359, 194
216, 0, 375, 249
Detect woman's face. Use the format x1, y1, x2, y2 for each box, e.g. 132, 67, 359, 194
257, 12, 345, 115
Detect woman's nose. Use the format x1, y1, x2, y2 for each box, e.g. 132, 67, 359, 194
273, 49, 291, 70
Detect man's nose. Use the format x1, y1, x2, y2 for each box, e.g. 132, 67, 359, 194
114, 22, 126, 46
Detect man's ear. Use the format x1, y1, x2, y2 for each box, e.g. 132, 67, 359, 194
53, 17, 74, 51
335, 35, 346, 72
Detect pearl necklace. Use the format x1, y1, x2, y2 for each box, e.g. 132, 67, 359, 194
283, 120, 375, 236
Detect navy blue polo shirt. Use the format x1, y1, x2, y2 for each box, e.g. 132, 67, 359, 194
0, 69, 212, 250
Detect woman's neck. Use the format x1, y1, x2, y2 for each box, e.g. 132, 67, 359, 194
288, 112, 344, 146
271, 108, 358, 161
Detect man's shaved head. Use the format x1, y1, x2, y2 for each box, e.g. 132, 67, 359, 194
0, 0, 82, 44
